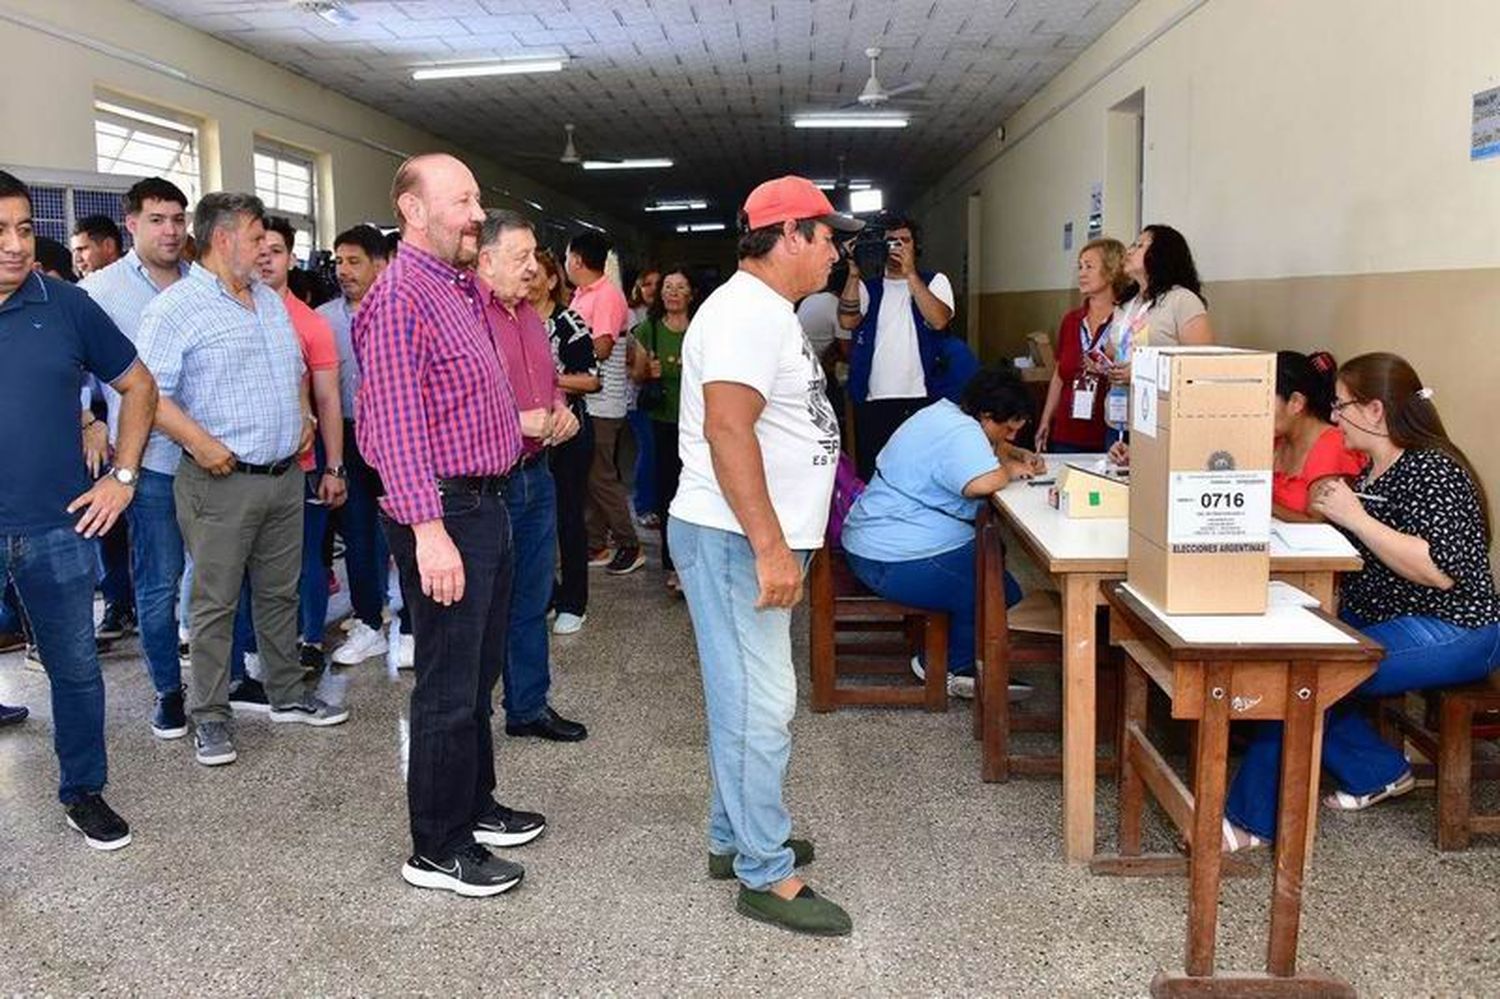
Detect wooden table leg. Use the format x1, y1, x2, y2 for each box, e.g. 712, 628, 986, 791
1119, 658, 1149, 856
1185, 661, 1232, 978
1061, 572, 1101, 862
1267, 662, 1320, 977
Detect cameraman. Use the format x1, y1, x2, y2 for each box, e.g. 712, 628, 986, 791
837, 216, 956, 479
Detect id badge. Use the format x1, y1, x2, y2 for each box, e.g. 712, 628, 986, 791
1105, 385, 1128, 426
1071, 376, 1098, 421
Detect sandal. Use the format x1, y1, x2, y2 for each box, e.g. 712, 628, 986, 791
1222, 818, 1269, 853
1323, 769, 1416, 811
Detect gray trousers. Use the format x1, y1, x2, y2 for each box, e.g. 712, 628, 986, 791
175, 460, 306, 723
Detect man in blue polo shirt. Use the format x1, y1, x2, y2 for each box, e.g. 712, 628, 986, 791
0, 169, 159, 851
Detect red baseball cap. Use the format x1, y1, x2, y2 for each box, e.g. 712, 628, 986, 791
741, 175, 865, 233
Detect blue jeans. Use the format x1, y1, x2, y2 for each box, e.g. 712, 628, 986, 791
334, 419, 389, 631
844, 539, 1022, 674
0, 579, 23, 634
669, 517, 805, 890
230, 475, 333, 674
96, 517, 133, 614
503, 459, 555, 725
1225, 613, 1500, 839
628, 406, 657, 518
126, 469, 184, 695
2, 527, 107, 803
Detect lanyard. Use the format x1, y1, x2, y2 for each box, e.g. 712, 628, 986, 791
1079, 312, 1112, 356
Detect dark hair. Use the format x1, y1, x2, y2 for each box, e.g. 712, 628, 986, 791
533, 248, 570, 310
384, 229, 401, 258
886, 214, 921, 248
647, 264, 697, 323
73, 214, 122, 248
0, 169, 31, 211
480, 208, 534, 248
263, 215, 298, 255
286, 268, 317, 306
736, 215, 817, 261
124, 177, 188, 215
1140, 224, 1204, 307
333, 224, 388, 261
193, 192, 265, 252
34, 237, 76, 282
1275, 350, 1337, 423
959, 366, 1033, 425
567, 231, 611, 272
1339, 352, 1490, 543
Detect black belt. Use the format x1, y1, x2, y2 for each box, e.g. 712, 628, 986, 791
235, 456, 299, 476
436, 474, 509, 497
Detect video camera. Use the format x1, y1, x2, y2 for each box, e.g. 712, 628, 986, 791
846, 212, 902, 276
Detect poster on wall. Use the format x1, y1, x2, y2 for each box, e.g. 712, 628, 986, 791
1087, 181, 1103, 238
1472, 85, 1500, 161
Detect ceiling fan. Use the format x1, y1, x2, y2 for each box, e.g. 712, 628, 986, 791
838, 47, 928, 110
507, 124, 672, 171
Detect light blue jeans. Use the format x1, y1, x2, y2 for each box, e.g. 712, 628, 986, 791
668, 516, 806, 890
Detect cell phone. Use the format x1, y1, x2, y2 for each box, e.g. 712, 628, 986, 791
1085, 348, 1111, 369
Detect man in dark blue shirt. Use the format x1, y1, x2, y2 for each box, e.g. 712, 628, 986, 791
0, 169, 158, 851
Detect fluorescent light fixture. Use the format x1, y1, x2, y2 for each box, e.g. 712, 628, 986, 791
793, 114, 908, 129
814, 180, 873, 192
412, 58, 566, 81
573, 218, 607, 233
675, 223, 726, 233
314, 6, 357, 26
644, 200, 708, 212
582, 159, 673, 171
849, 188, 885, 214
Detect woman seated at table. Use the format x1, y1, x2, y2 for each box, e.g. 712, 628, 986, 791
1223, 352, 1500, 851
1035, 237, 1130, 454
1272, 349, 1365, 520
840, 368, 1043, 699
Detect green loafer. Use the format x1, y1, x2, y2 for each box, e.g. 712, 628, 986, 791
736, 884, 852, 937
708, 838, 815, 880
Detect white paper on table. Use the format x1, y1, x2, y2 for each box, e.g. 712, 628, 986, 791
1269, 520, 1360, 557
1122, 583, 1358, 645
1267, 580, 1321, 608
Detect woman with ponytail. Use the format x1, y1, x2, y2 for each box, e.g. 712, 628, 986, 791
1223, 353, 1500, 850
1271, 350, 1365, 519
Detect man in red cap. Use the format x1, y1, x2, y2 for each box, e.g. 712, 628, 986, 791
668, 176, 862, 936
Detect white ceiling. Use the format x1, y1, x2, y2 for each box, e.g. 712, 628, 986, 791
134, 0, 1137, 231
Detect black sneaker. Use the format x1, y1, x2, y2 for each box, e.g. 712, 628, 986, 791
605, 546, 645, 575
0, 702, 28, 727
473, 802, 546, 848
96, 604, 137, 641
299, 642, 326, 680
64, 793, 132, 851
178, 641, 191, 666
0, 630, 25, 653
401, 842, 524, 897
228, 677, 271, 714
151, 687, 188, 740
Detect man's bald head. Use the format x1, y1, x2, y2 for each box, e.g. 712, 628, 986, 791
392, 152, 459, 232
390, 153, 485, 267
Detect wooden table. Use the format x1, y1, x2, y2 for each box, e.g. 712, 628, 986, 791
1091, 582, 1381, 997
984, 454, 1363, 861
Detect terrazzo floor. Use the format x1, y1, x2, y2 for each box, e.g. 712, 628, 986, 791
3, 532, 1499, 996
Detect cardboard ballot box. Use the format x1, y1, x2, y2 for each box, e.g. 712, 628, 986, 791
1049, 463, 1129, 518
1127, 347, 1274, 614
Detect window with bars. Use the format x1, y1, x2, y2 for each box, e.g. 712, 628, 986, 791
13, 173, 134, 253
254, 145, 317, 261
93, 99, 201, 206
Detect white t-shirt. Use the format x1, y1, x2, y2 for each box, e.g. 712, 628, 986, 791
859, 273, 955, 400
671, 270, 841, 550
796, 291, 844, 356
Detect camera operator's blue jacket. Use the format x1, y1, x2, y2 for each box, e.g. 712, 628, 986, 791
848, 271, 976, 405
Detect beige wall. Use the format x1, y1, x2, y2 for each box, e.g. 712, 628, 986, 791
0, 0, 643, 252
916, 0, 1500, 545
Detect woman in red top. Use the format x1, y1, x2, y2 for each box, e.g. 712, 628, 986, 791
1036, 237, 1130, 453
1273, 350, 1365, 519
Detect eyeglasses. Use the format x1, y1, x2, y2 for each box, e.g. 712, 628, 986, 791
1330, 398, 1359, 413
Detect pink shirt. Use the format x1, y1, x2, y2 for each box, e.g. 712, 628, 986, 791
483, 288, 563, 457
282, 289, 339, 470
571, 274, 629, 343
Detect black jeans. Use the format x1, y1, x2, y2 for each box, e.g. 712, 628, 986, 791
852, 396, 928, 481
383, 490, 513, 859
651, 418, 682, 570
549, 411, 593, 616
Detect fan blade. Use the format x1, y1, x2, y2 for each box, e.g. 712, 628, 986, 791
884, 81, 925, 98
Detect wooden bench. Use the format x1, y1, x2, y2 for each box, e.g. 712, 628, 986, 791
1379, 672, 1500, 850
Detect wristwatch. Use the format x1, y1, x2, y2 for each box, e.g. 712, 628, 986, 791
111, 467, 138, 487
323, 465, 347, 480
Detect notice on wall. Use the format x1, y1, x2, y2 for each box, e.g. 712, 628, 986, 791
1167, 471, 1272, 549
1132, 346, 1159, 438
1473, 86, 1500, 161
1063, 221, 1074, 251
1087, 181, 1104, 238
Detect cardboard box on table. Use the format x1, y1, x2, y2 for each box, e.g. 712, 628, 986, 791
1127, 347, 1275, 614
1051, 463, 1129, 518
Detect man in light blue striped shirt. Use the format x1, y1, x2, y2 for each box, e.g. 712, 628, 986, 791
136, 191, 348, 766
78, 177, 193, 740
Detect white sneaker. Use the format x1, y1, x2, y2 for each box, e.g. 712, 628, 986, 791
243, 652, 263, 681
395, 633, 415, 670
331, 621, 389, 665
324, 587, 352, 626
913, 657, 1031, 702
553, 612, 586, 636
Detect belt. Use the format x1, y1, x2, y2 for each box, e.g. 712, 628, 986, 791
518, 450, 547, 470
235, 456, 299, 476
436, 474, 509, 497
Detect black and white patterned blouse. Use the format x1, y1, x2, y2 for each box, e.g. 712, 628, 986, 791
543, 305, 599, 419
1338, 448, 1500, 629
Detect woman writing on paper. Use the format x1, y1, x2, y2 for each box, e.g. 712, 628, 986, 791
1035, 238, 1130, 454
1271, 350, 1365, 520
840, 368, 1043, 701
1223, 353, 1500, 851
